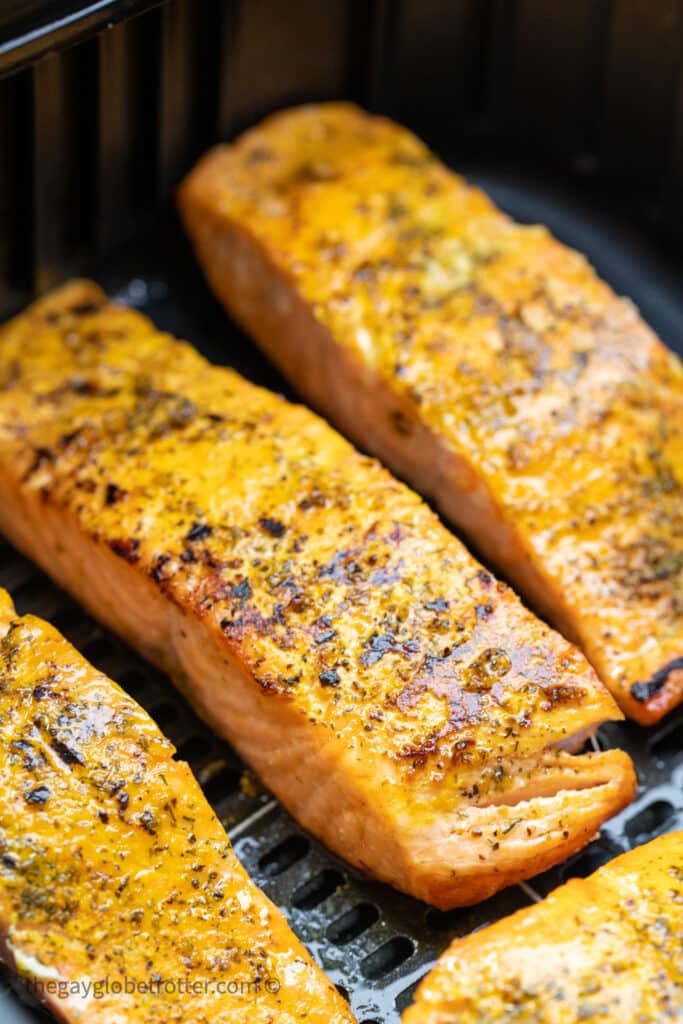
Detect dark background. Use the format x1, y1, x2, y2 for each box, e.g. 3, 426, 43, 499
1, 0, 682, 351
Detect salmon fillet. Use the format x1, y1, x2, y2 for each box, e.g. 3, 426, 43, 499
178, 102, 683, 725
0, 588, 355, 1024
0, 281, 635, 909
402, 831, 683, 1024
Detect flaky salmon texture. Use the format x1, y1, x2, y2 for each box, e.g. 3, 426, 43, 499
179, 102, 683, 725
403, 831, 683, 1024
0, 282, 635, 909
0, 589, 355, 1024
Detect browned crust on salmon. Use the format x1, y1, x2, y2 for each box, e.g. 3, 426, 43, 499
0, 587, 355, 1023
0, 281, 635, 908
402, 832, 683, 1024
178, 102, 683, 725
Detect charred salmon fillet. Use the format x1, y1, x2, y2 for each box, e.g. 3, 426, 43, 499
402, 831, 683, 1024
0, 588, 355, 1024
179, 102, 683, 725
0, 281, 635, 909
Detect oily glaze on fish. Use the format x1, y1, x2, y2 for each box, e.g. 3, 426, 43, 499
402, 831, 683, 1024
0, 588, 355, 1023
179, 102, 683, 725
0, 282, 635, 909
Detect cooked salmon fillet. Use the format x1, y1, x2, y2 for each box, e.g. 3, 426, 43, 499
178, 102, 683, 725
402, 831, 683, 1024
0, 282, 635, 909
0, 588, 355, 1024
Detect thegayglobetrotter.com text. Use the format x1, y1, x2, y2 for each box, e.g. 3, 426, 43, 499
18, 974, 282, 1002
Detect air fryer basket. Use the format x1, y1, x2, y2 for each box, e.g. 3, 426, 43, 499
0, 3, 682, 1022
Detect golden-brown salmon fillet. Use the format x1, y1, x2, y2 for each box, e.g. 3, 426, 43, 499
0, 588, 355, 1024
402, 831, 683, 1024
178, 102, 683, 725
0, 281, 635, 909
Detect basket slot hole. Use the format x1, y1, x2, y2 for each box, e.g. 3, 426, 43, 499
291, 868, 344, 910
335, 984, 350, 1002
151, 702, 179, 729
177, 735, 211, 765
326, 902, 380, 945
649, 720, 683, 762
560, 844, 616, 881
203, 766, 241, 805
625, 800, 675, 845
258, 835, 310, 877
361, 936, 414, 980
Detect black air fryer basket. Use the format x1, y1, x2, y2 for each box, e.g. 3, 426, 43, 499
0, 3, 682, 1022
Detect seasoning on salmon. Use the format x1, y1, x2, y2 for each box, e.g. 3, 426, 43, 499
402, 831, 683, 1024
0, 281, 635, 909
178, 102, 683, 725
0, 588, 355, 1024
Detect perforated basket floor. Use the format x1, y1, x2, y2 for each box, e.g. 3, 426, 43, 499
0, 163, 682, 1024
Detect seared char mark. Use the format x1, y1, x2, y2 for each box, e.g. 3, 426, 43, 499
49, 736, 85, 766
110, 537, 141, 563
631, 655, 683, 702
360, 631, 419, 667
151, 553, 172, 582
23, 447, 55, 481
259, 517, 286, 537
186, 522, 213, 542
104, 482, 127, 506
